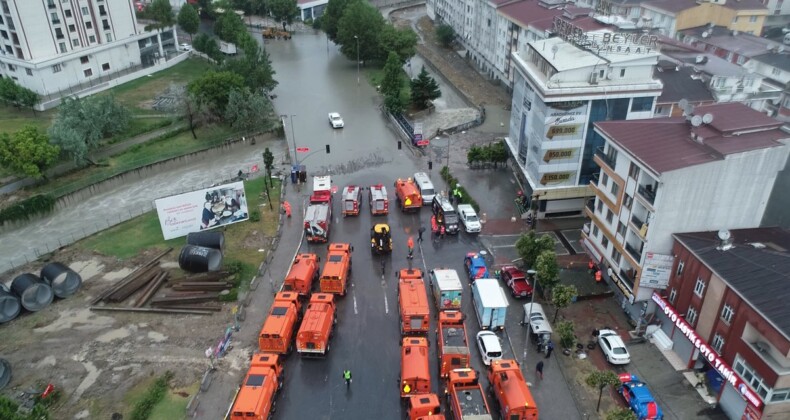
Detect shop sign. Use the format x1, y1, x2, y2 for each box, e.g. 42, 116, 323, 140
652, 292, 763, 410
549, 100, 585, 111
546, 125, 581, 139
552, 17, 659, 55
610, 270, 634, 303
543, 149, 575, 162
640, 253, 674, 289
539, 171, 573, 185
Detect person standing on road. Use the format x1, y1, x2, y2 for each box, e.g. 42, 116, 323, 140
343, 370, 352, 388
535, 361, 544, 380
407, 236, 415, 259
418, 226, 425, 242
545, 340, 554, 358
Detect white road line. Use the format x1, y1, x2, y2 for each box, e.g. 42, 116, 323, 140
353, 291, 358, 315
384, 294, 389, 314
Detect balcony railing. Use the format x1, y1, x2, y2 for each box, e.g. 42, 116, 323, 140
630, 214, 644, 229
594, 147, 615, 169
586, 199, 595, 212
625, 242, 642, 262
637, 184, 656, 205
619, 269, 636, 288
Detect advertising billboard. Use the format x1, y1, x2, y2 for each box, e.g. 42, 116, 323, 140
640, 253, 674, 288
154, 181, 249, 240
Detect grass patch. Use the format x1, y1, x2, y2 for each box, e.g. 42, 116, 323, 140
77, 211, 183, 260
0, 104, 55, 135
367, 67, 412, 106
129, 371, 173, 420
148, 382, 199, 420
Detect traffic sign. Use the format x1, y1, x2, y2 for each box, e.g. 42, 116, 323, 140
296, 147, 310, 153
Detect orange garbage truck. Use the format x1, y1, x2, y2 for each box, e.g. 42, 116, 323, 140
282, 253, 320, 296
398, 268, 430, 335
320, 243, 353, 296
394, 178, 422, 212
488, 359, 539, 419
437, 311, 471, 378
229, 353, 284, 420
406, 393, 445, 420
401, 337, 431, 399
445, 369, 493, 420
296, 293, 336, 357
258, 292, 302, 355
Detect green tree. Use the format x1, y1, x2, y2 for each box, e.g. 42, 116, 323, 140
380, 51, 402, 99
551, 284, 577, 322
515, 230, 555, 267
214, 9, 246, 43
196, 0, 215, 17
323, 0, 354, 42
436, 24, 455, 47
145, 0, 175, 32
535, 250, 560, 292
49, 96, 130, 164
262, 146, 274, 193
336, 0, 384, 63
0, 126, 60, 179
268, 0, 300, 28
177, 4, 200, 42
410, 66, 441, 109
377, 24, 418, 62
192, 33, 224, 62
188, 71, 246, 117
586, 370, 622, 413
222, 43, 278, 93
384, 93, 404, 114
556, 320, 576, 349
224, 89, 275, 132
0, 78, 39, 110
606, 408, 638, 420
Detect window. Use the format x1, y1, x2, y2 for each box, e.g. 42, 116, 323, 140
601, 172, 609, 187
487, 19, 491, 27
81, 6, 89, 16
99, 5, 106, 15
7, 64, 15, 72
69, 24, 76, 32
105, 33, 111, 42
610, 181, 619, 196
623, 195, 633, 210
72, 38, 79, 47
770, 388, 790, 403
732, 16, 739, 23
669, 288, 677, 304
620, 68, 625, 77
630, 97, 654, 112
59, 42, 66, 53
52, 64, 62, 73
750, 16, 758, 22
721, 304, 734, 324
101, 62, 110, 71
25, 68, 31, 76
51, 12, 59, 23
102, 19, 109, 30
55, 28, 64, 39
711, 334, 724, 353
86, 21, 92, 29
612, 249, 621, 265
734, 357, 771, 399
65, 9, 72, 18
772, 68, 781, 76
88, 35, 95, 43
628, 162, 640, 179
617, 221, 626, 237
592, 224, 600, 238
601, 236, 610, 249
605, 146, 618, 163
606, 209, 614, 224
686, 306, 698, 325
80, 56, 89, 64
737, 56, 746, 65
676, 260, 685, 276
694, 277, 705, 297
84, 68, 93, 77
596, 200, 603, 214
0, 30, 6, 40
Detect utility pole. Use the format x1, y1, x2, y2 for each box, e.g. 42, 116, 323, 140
354, 35, 360, 85
523, 269, 538, 363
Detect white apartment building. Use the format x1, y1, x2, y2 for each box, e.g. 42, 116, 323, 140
582, 102, 790, 318
507, 23, 663, 218
0, 0, 184, 110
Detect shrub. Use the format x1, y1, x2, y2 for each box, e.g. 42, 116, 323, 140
439, 166, 480, 212
249, 209, 261, 222
556, 320, 576, 349
130, 371, 173, 420
436, 24, 455, 47
0, 194, 56, 224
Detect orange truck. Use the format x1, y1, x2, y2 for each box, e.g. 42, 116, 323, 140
406, 393, 445, 420
296, 293, 336, 357
438, 311, 471, 378
446, 369, 493, 420
398, 268, 430, 335
488, 359, 539, 419
320, 243, 353, 296
229, 353, 283, 420
394, 178, 422, 211
282, 253, 320, 296
401, 337, 431, 399
258, 292, 301, 354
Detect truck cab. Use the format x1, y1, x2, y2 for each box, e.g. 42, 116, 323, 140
406, 393, 445, 420
319, 243, 353, 295
258, 292, 302, 354
401, 337, 431, 398
369, 184, 389, 215
341, 185, 361, 217
282, 253, 320, 296
446, 369, 493, 420
488, 359, 538, 419
432, 195, 459, 234
296, 293, 336, 357
304, 204, 331, 243
394, 178, 423, 211
397, 268, 430, 335
230, 353, 283, 420
438, 311, 470, 378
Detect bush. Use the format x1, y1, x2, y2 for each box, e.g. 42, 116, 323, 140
556, 320, 576, 349
436, 24, 455, 48
467, 140, 507, 168
249, 209, 261, 222
439, 166, 480, 212
0, 194, 56, 224
130, 371, 173, 420
312, 16, 322, 30
224, 260, 243, 274
219, 288, 239, 302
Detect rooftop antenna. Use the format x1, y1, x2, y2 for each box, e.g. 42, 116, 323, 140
552, 44, 559, 60
717, 229, 733, 251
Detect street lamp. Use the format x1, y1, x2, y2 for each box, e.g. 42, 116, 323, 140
279, 114, 299, 165
523, 269, 538, 363
354, 35, 360, 85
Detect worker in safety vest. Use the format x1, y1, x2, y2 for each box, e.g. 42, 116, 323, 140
282, 200, 292, 217
588, 260, 595, 274
595, 270, 602, 283
407, 236, 414, 259
452, 184, 463, 204
343, 370, 352, 387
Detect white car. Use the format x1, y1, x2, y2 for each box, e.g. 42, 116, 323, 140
476, 331, 503, 366
598, 329, 631, 364
328, 112, 344, 128
179, 43, 192, 52
457, 204, 481, 233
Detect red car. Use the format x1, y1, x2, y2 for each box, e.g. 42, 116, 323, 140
498, 265, 533, 298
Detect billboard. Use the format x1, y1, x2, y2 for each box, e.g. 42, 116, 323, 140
640, 253, 674, 289
154, 181, 249, 240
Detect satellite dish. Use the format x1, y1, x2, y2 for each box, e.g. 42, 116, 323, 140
702, 31, 710, 38
551, 45, 559, 58
702, 113, 714, 124
678, 99, 689, 112
718, 229, 731, 241
691, 115, 703, 127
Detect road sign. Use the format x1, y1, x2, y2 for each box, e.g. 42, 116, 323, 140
296, 147, 310, 153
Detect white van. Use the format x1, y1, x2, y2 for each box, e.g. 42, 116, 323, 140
413, 172, 435, 205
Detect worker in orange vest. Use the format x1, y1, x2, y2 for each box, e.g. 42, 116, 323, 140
595, 269, 602, 283
588, 260, 595, 272
282, 201, 292, 218
407, 236, 414, 259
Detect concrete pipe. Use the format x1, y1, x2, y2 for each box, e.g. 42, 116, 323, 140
0, 283, 21, 323
0, 358, 10, 390
40, 262, 82, 299
186, 231, 225, 252
11, 273, 54, 312
178, 245, 223, 273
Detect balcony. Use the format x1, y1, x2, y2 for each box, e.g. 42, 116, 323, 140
594, 147, 615, 169
630, 213, 644, 228
619, 269, 637, 288
625, 242, 642, 263
586, 199, 595, 212
637, 184, 656, 205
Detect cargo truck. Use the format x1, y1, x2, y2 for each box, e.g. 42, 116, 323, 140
220, 41, 237, 55
229, 353, 283, 420
394, 178, 422, 211
319, 243, 353, 295
401, 337, 431, 398
311, 175, 332, 204
488, 359, 539, 419
445, 369, 493, 420
437, 311, 470, 378
406, 393, 445, 420
304, 204, 331, 243
398, 268, 430, 335
296, 293, 336, 357
282, 253, 320, 296
258, 292, 301, 354
429, 269, 463, 311
471, 279, 508, 331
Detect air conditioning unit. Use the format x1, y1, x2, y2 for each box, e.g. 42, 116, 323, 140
589, 72, 599, 84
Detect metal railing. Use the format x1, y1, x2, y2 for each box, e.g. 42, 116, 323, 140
594, 147, 615, 169
637, 184, 656, 205
630, 213, 645, 229
625, 242, 642, 262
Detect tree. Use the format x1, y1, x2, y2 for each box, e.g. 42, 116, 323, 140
556, 320, 576, 349
222, 43, 278, 93
0, 126, 59, 179
188, 71, 246, 117
145, 0, 175, 32
177, 4, 200, 42
515, 230, 555, 267
436, 24, 455, 47
551, 284, 577, 322
384, 93, 405, 114
586, 370, 622, 413
214, 9, 246, 43
268, 0, 300, 28
195, 0, 215, 18
377, 24, 418, 62
49, 96, 130, 164
336, 0, 384, 63
535, 250, 560, 292
224, 89, 275, 132
262, 147, 274, 205
380, 51, 402, 99
606, 408, 638, 420
0, 78, 39, 110
323, 0, 354, 42
410, 66, 441, 109
192, 33, 224, 62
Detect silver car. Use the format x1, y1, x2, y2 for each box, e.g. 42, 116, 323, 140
328, 112, 344, 128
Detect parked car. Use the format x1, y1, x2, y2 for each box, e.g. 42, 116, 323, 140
463, 252, 489, 282
179, 43, 192, 51
599, 329, 631, 364
328, 112, 344, 128
457, 204, 481, 233
618, 373, 663, 420
475, 331, 503, 366
497, 265, 532, 298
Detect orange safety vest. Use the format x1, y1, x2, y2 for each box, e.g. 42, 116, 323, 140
407, 237, 414, 249
588, 260, 595, 270
595, 270, 602, 282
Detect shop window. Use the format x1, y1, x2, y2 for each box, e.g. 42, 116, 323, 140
734, 357, 771, 399
686, 306, 698, 325
721, 304, 734, 324
676, 260, 685, 276
712, 334, 724, 354
694, 277, 705, 297
669, 288, 677, 304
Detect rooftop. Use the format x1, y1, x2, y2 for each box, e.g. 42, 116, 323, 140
595, 103, 786, 174
674, 227, 790, 339
663, 51, 750, 77
679, 25, 782, 58
751, 52, 790, 73
499, 0, 609, 32
643, 0, 765, 14
653, 62, 714, 103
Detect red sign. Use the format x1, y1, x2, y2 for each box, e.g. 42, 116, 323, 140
296, 147, 310, 153
652, 292, 763, 411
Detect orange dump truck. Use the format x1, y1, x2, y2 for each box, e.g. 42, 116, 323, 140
282, 253, 320, 296
320, 243, 353, 296
296, 293, 336, 357
407, 393, 445, 420
258, 292, 301, 354
401, 336, 431, 398
229, 353, 283, 420
446, 369, 493, 420
394, 178, 422, 211
488, 359, 539, 419
398, 268, 430, 335
438, 311, 471, 378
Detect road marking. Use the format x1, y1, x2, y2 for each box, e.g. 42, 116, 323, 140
353, 291, 358, 315
384, 294, 389, 314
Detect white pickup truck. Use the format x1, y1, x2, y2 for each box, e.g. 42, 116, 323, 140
457, 204, 481, 233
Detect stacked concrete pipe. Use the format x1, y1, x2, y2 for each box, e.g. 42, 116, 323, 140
40, 262, 82, 298
11, 273, 54, 312
0, 283, 21, 323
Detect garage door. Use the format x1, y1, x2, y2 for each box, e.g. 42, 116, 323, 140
720, 382, 747, 420
673, 331, 694, 364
